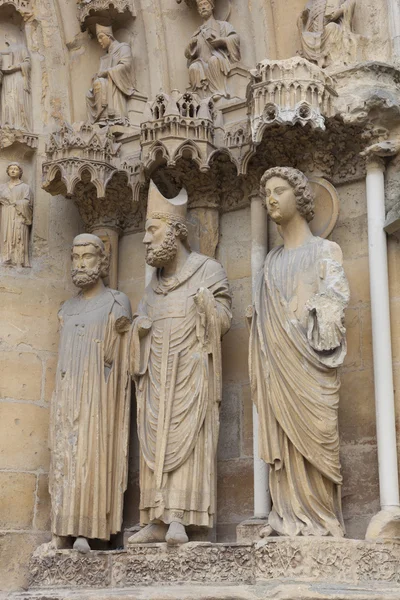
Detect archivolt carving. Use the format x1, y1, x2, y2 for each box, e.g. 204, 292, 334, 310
0, 0, 32, 19
77, 0, 136, 31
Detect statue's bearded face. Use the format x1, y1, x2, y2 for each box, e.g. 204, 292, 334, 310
196, 0, 214, 18
143, 218, 178, 268
71, 243, 103, 288
265, 176, 298, 225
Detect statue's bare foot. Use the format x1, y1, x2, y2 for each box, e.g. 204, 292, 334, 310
166, 522, 189, 546
128, 522, 168, 544
260, 524, 273, 538
73, 536, 91, 553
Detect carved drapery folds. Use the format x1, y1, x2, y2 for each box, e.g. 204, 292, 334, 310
42, 123, 144, 233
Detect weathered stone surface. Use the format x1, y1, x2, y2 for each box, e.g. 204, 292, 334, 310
0, 532, 49, 593
0, 352, 42, 402
0, 402, 49, 471
29, 551, 111, 588
34, 475, 51, 532
0, 472, 36, 529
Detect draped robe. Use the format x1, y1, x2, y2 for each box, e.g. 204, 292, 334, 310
185, 17, 240, 97
299, 0, 357, 68
0, 43, 31, 130
131, 253, 231, 528
49, 289, 132, 540
0, 181, 32, 266
86, 40, 135, 124
250, 237, 350, 537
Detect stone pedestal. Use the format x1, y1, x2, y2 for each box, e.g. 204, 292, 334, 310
236, 518, 268, 543
23, 538, 400, 599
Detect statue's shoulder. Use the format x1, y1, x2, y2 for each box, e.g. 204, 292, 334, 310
108, 288, 132, 313
193, 253, 228, 280
319, 238, 343, 264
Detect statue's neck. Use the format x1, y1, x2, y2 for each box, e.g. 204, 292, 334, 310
162, 245, 191, 278
81, 277, 106, 300
280, 215, 314, 250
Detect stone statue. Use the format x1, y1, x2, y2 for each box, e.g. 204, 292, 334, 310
184, 0, 240, 99
0, 35, 31, 131
86, 24, 135, 125
128, 182, 232, 545
299, 0, 358, 69
250, 167, 349, 538
48, 234, 132, 553
0, 162, 32, 267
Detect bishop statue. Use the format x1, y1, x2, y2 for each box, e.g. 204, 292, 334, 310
129, 182, 232, 545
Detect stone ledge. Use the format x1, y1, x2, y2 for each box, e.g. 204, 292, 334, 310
28, 538, 400, 590
7, 582, 400, 600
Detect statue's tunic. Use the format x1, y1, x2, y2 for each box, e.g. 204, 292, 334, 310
0, 181, 32, 266
132, 253, 231, 527
185, 18, 240, 96
87, 40, 135, 124
49, 289, 132, 540
250, 237, 349, 536
0, 43, 31, 131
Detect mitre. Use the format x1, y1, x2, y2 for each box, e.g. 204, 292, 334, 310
147, 180, 188, 223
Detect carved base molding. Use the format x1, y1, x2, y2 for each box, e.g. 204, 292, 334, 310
28, 538, 400, 590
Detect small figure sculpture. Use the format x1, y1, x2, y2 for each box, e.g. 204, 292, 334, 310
48, 234, 132, 553
0, 35, 31, 131
87, 24, 135, 125
299, 0, 358, 69
129, 182, 232, 545
0, 162, 32, 267
184, 0, 240, 98
250, 167, 349, 537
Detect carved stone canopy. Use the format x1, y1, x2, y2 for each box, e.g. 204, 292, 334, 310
42, 123, 145, 233
77, 0, 136, 33
0, 0, 32, 20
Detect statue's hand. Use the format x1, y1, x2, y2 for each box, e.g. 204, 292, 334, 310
306, 294, 345, 352
115, 316, 131, 334
194, 287, 215, 316
135, 315, 152, 338
97, 69, 108, 78
210, 37, 226, 48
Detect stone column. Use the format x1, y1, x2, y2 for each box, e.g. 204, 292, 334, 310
90, 226, 120, 290
237, 193, 270, 543
365, 156, 400, 541
387, 0, 400, 59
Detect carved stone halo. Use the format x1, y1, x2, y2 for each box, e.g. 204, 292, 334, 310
308, 177, 340, 239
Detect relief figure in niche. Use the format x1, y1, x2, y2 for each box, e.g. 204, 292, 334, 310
0, 34, 31, 130
299, 0, 358, 68
185, 0, 240, 98
0, 162, 32, 267
250, 167, 349, 537
48, 234, 132, 553
87, 24, 135, 125
128, 182, 232, 545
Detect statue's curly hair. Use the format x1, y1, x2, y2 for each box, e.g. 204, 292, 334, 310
260, 167, 315, 223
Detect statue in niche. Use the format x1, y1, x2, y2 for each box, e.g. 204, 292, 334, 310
299, 0, 358, 69
48, 234, 132, 553
0, 34, 31, 131
0, 162, 32, 267
249, 167, 349, 538
184, 0, 240, 99
86, 24, 135, 125
128, 182, 232, 545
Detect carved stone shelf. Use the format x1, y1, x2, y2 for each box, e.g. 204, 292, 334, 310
28, 539, 400, 592
0, 127, 38, 150
77, 0, 136, 33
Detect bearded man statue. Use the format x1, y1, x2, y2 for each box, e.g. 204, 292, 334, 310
184, 0, 240, 98
128, 182, 232, 545
48, 234, 132, 553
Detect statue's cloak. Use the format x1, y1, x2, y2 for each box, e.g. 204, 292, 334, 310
131, 252, 231, 527
49, 289, 132, 540
250, 237, 349, 536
